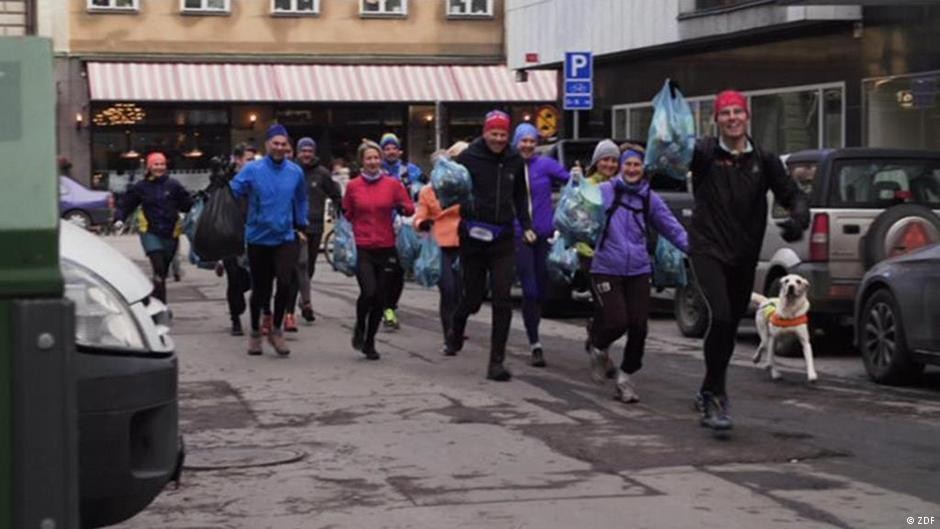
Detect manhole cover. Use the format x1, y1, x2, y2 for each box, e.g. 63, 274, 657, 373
184, 447, 306, 471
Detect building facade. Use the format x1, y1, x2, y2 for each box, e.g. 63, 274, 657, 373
50, 0, 557, 189
507, 0, 940, 154
0, 0, 33, 36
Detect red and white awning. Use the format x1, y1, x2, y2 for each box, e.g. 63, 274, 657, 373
87, 62, 556, 103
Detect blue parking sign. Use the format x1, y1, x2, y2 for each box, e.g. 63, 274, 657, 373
564, 52, 592, 80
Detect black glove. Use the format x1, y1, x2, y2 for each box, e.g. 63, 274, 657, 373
779, 218, 805, 243
417, 219, 434, 232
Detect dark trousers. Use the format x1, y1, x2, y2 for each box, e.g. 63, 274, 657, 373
690, 254, 757, 397
590, 274, 651, 374
146, 250, 173, 303
286, 228, 323, 313
355, 247, 400, 353
448, 237, 516, 363
247, 243, 299, 332
438, 247, 462, 341
386, 261, 405, 312
223, 256, 249, 320
515, 236, 550, 345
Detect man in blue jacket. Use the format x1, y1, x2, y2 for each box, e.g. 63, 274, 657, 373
379, 132, 424, 330
230, 124, 309, 357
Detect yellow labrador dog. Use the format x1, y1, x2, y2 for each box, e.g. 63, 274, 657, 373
751, 274, 817, 382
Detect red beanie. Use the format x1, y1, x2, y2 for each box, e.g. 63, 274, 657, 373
483, 110, 511, 133
714, 90, 748, 120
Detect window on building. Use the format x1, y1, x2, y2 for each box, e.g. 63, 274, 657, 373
181, 0, 230, 14
360, 0, 406, 17
272, 0, 318, 15
612, 83, 844, 155
447, 0, 493, 17
87, 0, 138, 11
864, 71, 940, 151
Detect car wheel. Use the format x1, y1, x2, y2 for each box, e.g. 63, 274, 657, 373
322, 229, 335, 267
859, 289, 924, 385
674, 282, 707, 338
64, 209, 92, 230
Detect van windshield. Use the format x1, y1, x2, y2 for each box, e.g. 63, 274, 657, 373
829, 159, 940, 209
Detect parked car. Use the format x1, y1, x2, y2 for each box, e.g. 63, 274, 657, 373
59, 176, 114, 229
854, 243, 940, 385
60, 221, 182, 528
755, 148, 940, 342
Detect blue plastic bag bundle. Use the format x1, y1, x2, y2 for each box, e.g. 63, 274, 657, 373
413, 235, 442, 288
651, 236, 688, 289
408, 179, 425, 202
553, 178, 604, 245
430, 157, 472, 209
396, 223, 421, 272
331, 215, 358, 277
645, 79, 696, 181
547, 237, 580, 284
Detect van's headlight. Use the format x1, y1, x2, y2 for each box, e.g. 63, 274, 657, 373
62, 258, 147, 352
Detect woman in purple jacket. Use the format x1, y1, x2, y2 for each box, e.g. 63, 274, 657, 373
512, 123, 570, 367
588, 146, 688, 403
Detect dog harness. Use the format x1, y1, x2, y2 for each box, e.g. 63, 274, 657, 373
763, 301, 810, 328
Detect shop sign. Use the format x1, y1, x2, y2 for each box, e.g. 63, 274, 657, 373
536, 105, 559, 139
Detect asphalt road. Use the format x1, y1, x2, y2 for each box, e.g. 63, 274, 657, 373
107, 235, 940, 529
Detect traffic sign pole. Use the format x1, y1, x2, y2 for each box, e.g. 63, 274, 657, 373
573, 111, 579, 139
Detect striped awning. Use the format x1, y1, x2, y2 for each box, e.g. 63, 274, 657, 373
87, 62, 556, 103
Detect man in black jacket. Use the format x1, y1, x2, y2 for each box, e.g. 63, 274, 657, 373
444, 110, 536, 381
286, 137, 342, 324
689, 90, 810, 431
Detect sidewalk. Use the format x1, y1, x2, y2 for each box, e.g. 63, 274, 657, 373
105, 235, 938, 529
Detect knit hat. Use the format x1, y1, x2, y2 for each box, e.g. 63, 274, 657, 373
512, 123, 538, 147
379, 133, 401, 149
297, 137, 316, 150
357, 140, 382, 164
145, 152, 166, 169
483, 110, 511, 133
714, 90, 749, 119
590, 139, 620, 168
266, 123, 289, 140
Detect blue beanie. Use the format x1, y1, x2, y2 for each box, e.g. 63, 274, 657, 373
297, 137, 316, 150
380, 133, 400, 148
512, 123, 538, 147
266, 123, 288, 140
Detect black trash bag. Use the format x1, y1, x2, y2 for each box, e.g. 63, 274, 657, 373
193, 187, 245, 261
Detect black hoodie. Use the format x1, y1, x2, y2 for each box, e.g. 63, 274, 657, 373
455, 137, 532, 239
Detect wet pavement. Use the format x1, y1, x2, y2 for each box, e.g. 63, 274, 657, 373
107, 235, 940, 529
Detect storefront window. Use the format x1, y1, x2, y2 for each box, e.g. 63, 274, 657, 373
823, 88, 843, 149
750, 89, 819, 154
864, 71, 940, 150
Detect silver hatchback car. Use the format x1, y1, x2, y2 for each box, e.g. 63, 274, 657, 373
755, 148, 940, 339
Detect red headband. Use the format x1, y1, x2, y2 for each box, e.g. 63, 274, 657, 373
146, 152, 166, 169
714, 90, 749, 119
484, 111, 511, 133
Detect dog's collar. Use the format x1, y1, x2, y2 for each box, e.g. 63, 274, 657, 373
770, 313, 809, 328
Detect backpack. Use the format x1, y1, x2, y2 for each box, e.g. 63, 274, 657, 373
597, 184, 656, 256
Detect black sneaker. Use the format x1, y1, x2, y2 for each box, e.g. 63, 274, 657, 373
231, 318, 244, 337
530, 347, 546, 368
700, 392, 733, 431
443, 333, 463, 356
364, 349, 381, 361
486, 363, 512, 382
351, 328, 365, 351
441, 343, 458, 356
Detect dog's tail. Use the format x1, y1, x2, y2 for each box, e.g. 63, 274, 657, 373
750, 292, 769, 308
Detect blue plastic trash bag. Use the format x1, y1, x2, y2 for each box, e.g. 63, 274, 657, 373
408, 179, 425, 202
414, 235, 442, 288
430, 157, 472, 209
646, 79, 696, 181
547, 237, 580, 284
332, 215, 358, 277
651, 236, 688, 289
553, 178, 604, 245
396, 223, 421, 272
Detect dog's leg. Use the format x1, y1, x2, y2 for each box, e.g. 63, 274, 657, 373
768, 334, 782, 380
799, 329, 818, 382
753, 340, 765, 365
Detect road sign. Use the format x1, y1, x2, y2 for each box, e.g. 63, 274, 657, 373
563, 52, 593, 111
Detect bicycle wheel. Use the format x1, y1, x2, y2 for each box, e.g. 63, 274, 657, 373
322, 229, 336, 267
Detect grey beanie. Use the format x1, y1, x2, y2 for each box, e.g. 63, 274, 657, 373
590, 139, 620, 168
